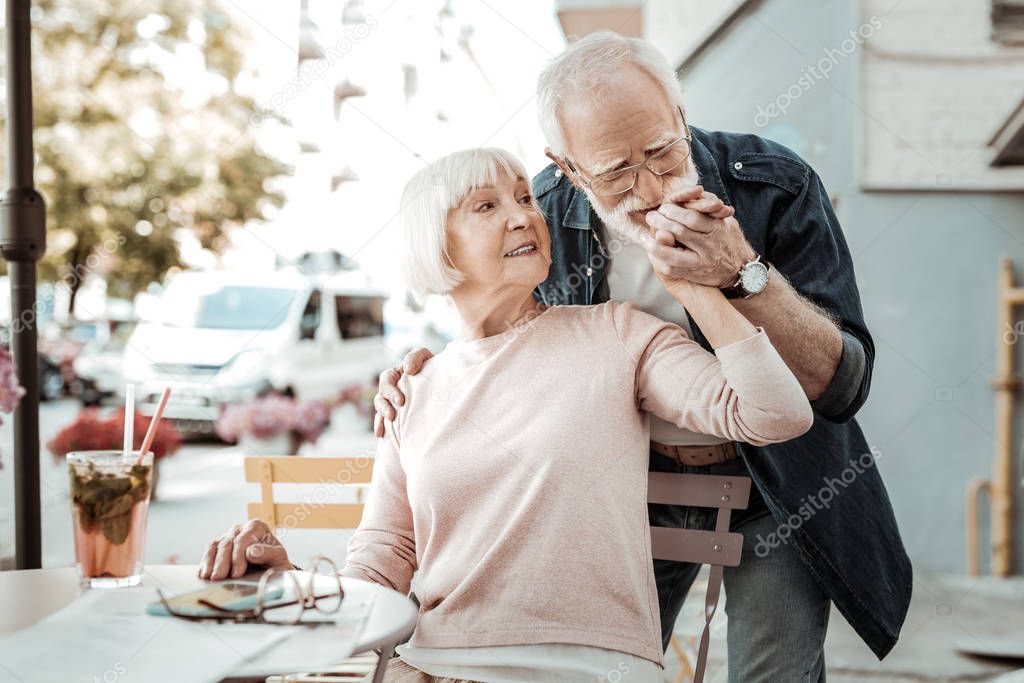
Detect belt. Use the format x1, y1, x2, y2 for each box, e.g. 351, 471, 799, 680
650, 441, 739, 466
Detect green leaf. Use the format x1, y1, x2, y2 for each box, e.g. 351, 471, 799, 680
100, 511, 133, 545
97, 492, 135, 519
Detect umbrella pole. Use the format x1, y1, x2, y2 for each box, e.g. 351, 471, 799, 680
1, 0, 47, 569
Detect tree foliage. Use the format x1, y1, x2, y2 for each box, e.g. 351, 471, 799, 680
0, 0, 291, 310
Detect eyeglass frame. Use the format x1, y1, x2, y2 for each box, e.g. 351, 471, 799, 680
156, 556, 345, 626
562, 106, 693, 197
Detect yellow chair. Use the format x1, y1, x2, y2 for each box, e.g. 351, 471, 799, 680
245, 455, 373, 530
244, 455, 377, 682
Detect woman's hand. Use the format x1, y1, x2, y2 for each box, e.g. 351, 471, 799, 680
643, 188, 755, 287
198, 520, 292, 580
648, 230, 714, 303
648, 228, 758, 348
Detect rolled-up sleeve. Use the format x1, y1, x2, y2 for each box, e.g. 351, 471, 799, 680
810, 329, 869, 421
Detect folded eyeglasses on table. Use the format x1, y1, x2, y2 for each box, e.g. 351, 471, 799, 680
157, 556, 345, 626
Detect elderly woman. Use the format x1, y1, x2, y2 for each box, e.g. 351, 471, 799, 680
199, 148, 812, 682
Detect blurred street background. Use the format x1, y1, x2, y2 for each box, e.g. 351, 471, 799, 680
2, 0, 1024, 680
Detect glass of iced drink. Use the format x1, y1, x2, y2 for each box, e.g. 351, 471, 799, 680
68, 450, 154, 588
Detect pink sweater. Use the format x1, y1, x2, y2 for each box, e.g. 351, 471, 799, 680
341, 301, 812, 665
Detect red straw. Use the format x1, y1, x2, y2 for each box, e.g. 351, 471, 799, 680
137, 388, 172, 465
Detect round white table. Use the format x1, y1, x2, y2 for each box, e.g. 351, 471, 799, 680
0, 564, 417, 683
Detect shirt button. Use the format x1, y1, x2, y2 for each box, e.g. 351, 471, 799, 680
733, 161, 743, 170
586, 267, 593, 276
554, 169, 563, 178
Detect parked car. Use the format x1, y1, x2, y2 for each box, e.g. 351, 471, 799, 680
0, 322, 66, 402
122, 270, 394, 436
38, 319, 105, 396
71, 319, 136, 406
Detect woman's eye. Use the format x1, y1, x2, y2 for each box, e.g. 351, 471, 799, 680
477, 202, 494, 212
518, 195, 533, 205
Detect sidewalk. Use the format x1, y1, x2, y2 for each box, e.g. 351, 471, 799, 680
667, 571, 1024, 682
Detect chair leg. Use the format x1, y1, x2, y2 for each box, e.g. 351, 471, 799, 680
370, 642, 395, 683
670, 634, 695, 682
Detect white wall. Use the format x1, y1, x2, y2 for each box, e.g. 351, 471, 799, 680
645, 0, 1024, 574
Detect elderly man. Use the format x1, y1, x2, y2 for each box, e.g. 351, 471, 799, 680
376, 32, 911, 681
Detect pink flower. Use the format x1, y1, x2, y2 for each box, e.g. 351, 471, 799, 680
291, 400, 330, 444
247, 394, 294, 439
215, 393, 334, 446
215, 403, 247, 443
0, 347, 26, 417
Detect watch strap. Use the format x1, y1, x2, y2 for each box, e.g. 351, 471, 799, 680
721, 256, 770, 299
720, 282, 747, 300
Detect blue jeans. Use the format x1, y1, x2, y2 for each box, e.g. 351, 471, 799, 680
650, 452, 830, 682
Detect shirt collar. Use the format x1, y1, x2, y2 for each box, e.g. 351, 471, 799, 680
689, 126, 731, 207
561, 183, 592, 230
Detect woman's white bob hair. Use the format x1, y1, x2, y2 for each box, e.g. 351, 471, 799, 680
400, 147, 530, 300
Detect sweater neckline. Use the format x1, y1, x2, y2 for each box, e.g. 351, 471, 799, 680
448, 305, 555, 352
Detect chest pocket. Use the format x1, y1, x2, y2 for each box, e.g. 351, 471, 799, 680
728, 152, 808, 196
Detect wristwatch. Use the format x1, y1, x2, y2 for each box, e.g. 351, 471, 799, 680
721, 254, 771, 299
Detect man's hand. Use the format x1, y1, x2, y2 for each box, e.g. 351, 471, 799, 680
642, 189, 756, 287
648, 228, 719, 310
198, 520, 291, 580
674, 188, 735, 221
373, 347, 433, 437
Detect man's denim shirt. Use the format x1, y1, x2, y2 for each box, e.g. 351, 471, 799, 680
532, 127, 912, 659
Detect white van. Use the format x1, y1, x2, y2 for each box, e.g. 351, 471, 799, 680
123, 270, 394, 435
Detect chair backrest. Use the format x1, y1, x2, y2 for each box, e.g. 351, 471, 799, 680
244, 456, 374, 531
648, 472, 750, 566
648, 471, 751, 683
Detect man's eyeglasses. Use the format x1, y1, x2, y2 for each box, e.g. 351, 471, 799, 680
565, 107, 692, 197
157, 556, 344, 626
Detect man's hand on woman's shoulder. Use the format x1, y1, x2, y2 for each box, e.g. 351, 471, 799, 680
373, 347, 434, 437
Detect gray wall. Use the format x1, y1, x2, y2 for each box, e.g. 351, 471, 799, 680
675, 0, 1024, 573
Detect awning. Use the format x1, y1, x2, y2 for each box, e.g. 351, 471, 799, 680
990, 97, 1024, 167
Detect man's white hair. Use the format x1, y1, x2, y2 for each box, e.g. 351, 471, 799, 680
536, 31, 685, 158
400, 148, 529, 300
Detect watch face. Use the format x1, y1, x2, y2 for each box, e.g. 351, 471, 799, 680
740, 261, 769, 294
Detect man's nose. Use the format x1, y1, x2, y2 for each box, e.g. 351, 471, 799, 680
633, 166, 663, 205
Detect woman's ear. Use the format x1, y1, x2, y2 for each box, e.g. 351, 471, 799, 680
544, 148, 583, 190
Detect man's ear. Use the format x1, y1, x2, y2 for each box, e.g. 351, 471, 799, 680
544, 148, 583, 189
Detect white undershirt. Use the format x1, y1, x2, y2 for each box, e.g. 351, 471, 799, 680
605, 232, 727, 447
397, 642, 660, 682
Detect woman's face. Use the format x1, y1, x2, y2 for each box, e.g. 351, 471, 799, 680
446, 170, 552, 296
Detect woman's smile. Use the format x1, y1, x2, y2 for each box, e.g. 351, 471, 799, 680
504, 241, 539, 258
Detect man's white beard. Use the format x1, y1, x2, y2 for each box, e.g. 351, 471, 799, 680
586, 159, 700, 245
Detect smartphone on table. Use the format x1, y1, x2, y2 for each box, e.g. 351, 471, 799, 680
146, 581, 285, 617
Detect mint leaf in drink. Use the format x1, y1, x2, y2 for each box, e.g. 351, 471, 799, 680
69, 462, 152, 545
100, 511, 133, 545
97, 492, 135, 519
129, 464, 151, 503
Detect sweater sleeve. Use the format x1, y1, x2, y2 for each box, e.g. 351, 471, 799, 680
609, 301, 814, 446
340, 419, 417, 594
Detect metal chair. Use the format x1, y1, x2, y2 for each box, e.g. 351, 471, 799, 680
245, 455, 396, 683
649, 471, 751, 683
